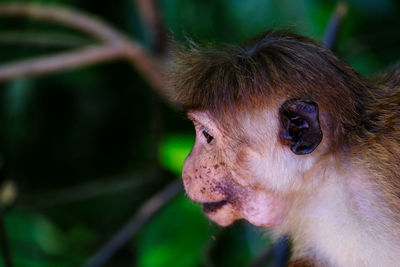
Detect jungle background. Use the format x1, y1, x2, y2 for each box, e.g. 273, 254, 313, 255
0, 0, 399, 266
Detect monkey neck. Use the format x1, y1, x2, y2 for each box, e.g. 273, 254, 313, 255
279, 158, 400, 267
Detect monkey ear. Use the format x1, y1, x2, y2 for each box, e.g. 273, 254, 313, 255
279, 99, 323, 155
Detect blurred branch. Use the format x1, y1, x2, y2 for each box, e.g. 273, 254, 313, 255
0, 3, 121, 42
0, 31, 91, 48
0, 3, 168, 99
322, 2, 348, 50
0, 45, 124, 80
135, 0, 168, 54
85, 180, 183, 267
17, 174, 154, 208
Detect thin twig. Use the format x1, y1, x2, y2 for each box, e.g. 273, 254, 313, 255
17, 173, 155, 208
0, 45, 124, 80
0, 32, 91, 48
85, 180, 183, 267
322, 2, 348, 50
135, 0, 168, 54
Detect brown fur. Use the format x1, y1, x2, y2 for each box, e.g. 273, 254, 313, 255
170, 31, 378, 150
171, 30, 400, 266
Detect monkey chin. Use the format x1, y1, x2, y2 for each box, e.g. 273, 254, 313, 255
203, 197, 284, 227
203, 202, 239, 226
240, 192, 285, 227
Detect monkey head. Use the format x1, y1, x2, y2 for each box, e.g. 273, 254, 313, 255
173, 31, 364, 228
182, 98, 323, 227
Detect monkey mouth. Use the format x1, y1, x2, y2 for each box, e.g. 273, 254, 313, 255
202, 200, 228, 213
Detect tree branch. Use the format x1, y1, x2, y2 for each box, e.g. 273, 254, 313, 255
85, 180, 183, 267
17, 173, 155, 208
0, 3, 169, 98
135, 0, 168, 54
0, 3, 122, 42
322, 2, 348, 50
0, 31, 91, 48
0, 45, 123, 80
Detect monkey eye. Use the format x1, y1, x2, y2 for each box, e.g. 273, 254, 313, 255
202, 130, 214, 144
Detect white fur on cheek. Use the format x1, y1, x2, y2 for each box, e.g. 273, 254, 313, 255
239, 111, 305, 193
243, 135, 317, 194
240, 190, 284, 226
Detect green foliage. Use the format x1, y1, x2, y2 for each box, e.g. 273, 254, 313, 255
137, 195, 215, 267
159, 134, 194, 175
6, 211, 65, 255
210, 222, 271, 267
5, 211, 67, 266
4, 210, 98, 265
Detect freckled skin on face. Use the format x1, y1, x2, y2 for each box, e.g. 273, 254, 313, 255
182, 111, 286, 227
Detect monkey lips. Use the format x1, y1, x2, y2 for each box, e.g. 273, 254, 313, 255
202, 200, 228, 213
197, 188, 285, 227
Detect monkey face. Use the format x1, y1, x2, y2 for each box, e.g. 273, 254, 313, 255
182, 103, 323, 227
182, 110, 290, 227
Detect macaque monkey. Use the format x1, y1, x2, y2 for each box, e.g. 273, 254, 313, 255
170, 31, 400, 266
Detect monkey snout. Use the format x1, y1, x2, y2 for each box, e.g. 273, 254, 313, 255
182, 177, 227, 204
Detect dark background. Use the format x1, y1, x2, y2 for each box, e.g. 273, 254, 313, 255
0, 0, 399, 266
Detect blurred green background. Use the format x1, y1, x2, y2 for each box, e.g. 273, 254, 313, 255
0, 0, 399, 266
